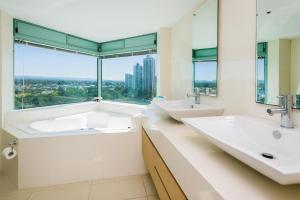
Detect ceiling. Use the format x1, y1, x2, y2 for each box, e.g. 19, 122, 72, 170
257, 0, 300, 42
0, 0, 201, 42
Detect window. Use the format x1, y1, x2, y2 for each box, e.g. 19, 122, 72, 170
194, 60, 217, 96
256, 42, 268, 104
14, 42, 98, 109
256, 57, 266, 103
101, 53, 157, 105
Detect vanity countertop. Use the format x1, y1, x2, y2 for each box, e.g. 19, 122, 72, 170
142, 108, 300, 200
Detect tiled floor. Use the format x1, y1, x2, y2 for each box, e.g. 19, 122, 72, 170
0, 173, 159, 200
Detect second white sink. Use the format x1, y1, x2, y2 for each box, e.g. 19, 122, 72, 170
183, 115, 300, 185
152, 100, 223, 121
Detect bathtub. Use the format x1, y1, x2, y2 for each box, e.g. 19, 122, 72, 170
15, 111, 133, 135
4, 109, 146, 188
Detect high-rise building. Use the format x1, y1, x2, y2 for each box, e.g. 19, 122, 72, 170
133, 63, 143, 97
125, 73, 133, 94
142, 55, 156, 97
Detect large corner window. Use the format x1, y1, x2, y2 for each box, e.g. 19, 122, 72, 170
13, 19, 157, 109
193, 60, 217, 96
14, 42, 98, 109
101, 52, 157, 105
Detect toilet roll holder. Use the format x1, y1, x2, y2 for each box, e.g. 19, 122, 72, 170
8, 139, 17, 156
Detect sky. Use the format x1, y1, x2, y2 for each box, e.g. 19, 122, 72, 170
194, 61, 217, 81
15, 43, 157, 81
257, 58, 265, 81
15, 43, 97, 80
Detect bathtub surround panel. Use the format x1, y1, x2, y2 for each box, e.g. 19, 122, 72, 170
15, 127, 146, 188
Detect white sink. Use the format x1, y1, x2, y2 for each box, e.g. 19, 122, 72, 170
152, 100, 224, 121
182, 115, 300, 185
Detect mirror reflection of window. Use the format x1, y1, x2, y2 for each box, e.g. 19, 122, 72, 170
256, 58, 266, 103
192, 0, 218, 96
256, 0, 300, 108
194, 61, 217, 96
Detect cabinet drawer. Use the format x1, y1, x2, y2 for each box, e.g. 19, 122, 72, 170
152, 165, 171, 200
142, 129, 155, 175
142, 129, 187, 200
153, 143, 187, 200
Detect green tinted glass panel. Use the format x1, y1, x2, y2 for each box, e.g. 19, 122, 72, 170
193, 48, 217, 61
99, 33, 157, 56
14, 19, 99, 55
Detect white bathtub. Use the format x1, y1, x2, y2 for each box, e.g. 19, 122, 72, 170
15, 111, 133, 135
5, 110, 146, 188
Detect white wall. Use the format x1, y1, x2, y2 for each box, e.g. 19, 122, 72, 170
267, 40, 280, 105
0, 10, 13, 171
157, 27, 172, 99
169, 0, 300, 125
170, 10, 194, 99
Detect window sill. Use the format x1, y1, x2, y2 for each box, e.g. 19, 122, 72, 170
11, 101, 98, 113
100, 100, 147, 110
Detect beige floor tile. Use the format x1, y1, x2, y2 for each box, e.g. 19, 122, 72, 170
0, 174, 33, 197
0, 193, 31, 200
142, 175, 157, 196
93, 174, 145, 185
147, 195, 159, 200
32, 181, 92, 192
29, 182, 91, 200
89, 178, 147, 200
127, 197, 147, 200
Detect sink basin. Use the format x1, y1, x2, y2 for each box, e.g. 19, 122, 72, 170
152, 100, 223, 121
182, 115, 300, 185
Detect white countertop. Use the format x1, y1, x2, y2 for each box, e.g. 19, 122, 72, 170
142, 107, 300, 200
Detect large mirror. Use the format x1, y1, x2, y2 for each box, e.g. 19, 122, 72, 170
192, 0, 218, 96
256, 0, 300, 108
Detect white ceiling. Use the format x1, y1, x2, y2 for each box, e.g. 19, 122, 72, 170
257, 0, 300, 42
0, 0, 201, 42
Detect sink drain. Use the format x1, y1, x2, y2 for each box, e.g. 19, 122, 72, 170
261, 153, 275, 159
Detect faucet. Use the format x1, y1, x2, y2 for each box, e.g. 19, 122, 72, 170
266, 95, 294, 128
187, 87, 201, 104
92, 97, 102, 102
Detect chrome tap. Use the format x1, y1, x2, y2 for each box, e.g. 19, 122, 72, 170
266, 95, 294, 128
92, 97, 102, 102
187, 87, 201, 104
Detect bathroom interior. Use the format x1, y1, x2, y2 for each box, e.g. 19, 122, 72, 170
0, 0, 300, 199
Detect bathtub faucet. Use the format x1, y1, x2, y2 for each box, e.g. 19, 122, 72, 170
92, 97, 102, 102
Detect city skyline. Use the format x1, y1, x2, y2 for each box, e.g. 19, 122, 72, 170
125, 55, 156, 98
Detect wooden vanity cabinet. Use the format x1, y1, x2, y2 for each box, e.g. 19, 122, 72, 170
142, 128, 187, 200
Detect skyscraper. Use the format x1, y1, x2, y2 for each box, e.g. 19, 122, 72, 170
133, 63, 142, 97
125, 73, 133, 95
142, 55, 156, 97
